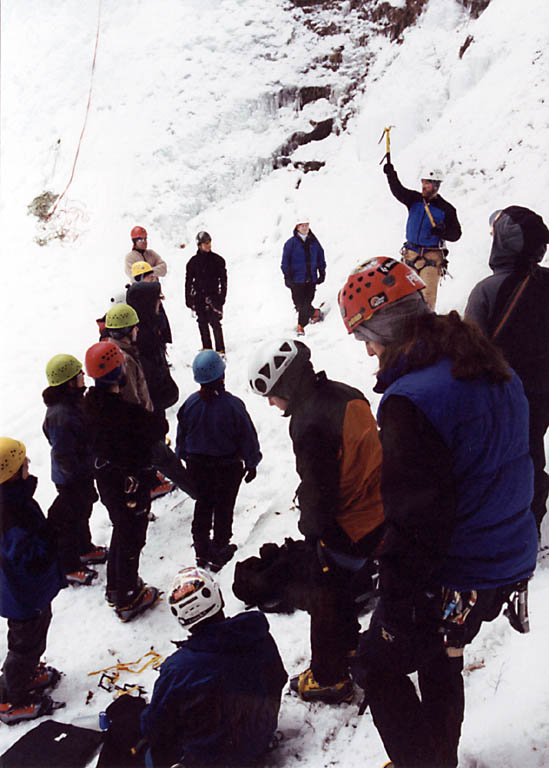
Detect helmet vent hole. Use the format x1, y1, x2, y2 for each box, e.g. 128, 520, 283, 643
273, 355, 286, 370
356, 287, 361, 293
202, 587, 211, 598
171, 607, 177, 616
357, 276, 363, 282
365, 282, 371, 288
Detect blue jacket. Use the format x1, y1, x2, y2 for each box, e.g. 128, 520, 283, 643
385, 165, 461, 249
281, 229, 326, 284
141, 611, 287, 767
176, 384, 262, 469
0, 476, 66, 620
378, 357, 537, 593
42, 387, 94, 486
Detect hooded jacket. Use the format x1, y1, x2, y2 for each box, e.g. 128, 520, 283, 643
185, 250, 227, 312
385, 164, 461, 248
0, 476, 66, 620
141, 611, 287, 767
465, 205, 549, 394
281, 229, 326, 284
42, 386, 94, 486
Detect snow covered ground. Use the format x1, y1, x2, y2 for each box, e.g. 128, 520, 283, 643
1, 0, 549, 764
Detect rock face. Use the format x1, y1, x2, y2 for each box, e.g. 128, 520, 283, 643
272, 0, 493, 172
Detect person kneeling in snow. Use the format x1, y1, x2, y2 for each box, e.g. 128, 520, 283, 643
140, 566, 287, 767
0, 439, 66, 725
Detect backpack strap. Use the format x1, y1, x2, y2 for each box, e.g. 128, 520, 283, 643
491, 274, 531, 340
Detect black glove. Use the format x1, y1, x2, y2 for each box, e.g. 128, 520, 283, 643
244, 467, 257, 483
383, 161, 394, 175
318, 271, 325, 284
431, 223, 446, 237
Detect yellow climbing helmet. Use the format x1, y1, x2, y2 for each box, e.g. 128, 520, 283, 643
0, 438, 26, 484
105, 303, 139, 329
45, 354, 83, 387
131, 261, 154, 279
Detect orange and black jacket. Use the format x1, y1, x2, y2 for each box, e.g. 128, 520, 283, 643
286, 370, 384, 554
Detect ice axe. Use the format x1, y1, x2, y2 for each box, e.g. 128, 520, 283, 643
378, 125, 394, 165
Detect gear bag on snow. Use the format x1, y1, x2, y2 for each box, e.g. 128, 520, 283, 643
0, 719, 104, 768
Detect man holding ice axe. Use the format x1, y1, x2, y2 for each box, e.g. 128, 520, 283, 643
380, 127, 461, 309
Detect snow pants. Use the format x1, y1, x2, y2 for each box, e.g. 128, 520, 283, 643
47, 477, 97, 573
0, 605, 52, 705
95, 463, 154, 608
186, 457, 244, 559
195, 307, 225, 353
357, 588, 507, 768
289, 282, 316, 328
528, 392, 549, 534
402, 248, 444, 310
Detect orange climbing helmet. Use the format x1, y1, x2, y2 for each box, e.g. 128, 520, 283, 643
131, 226, 147, 240
338, 257, 425, 334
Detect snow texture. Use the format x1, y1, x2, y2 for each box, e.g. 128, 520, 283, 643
1, 0, 549, 764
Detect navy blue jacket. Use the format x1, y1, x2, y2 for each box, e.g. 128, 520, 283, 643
42, 387, 94, 486
385, 165, 461, 249
281, 229, 326, 284
377, 357, 537, 601
0, 476, 66, 620
141, 611, 287, 767
176, 384, 262, 469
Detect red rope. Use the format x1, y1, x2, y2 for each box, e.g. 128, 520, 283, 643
48, 0, 102, 219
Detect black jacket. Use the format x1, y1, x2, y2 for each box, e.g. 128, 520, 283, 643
185, 250, 227, 312
84, 387, 166, 471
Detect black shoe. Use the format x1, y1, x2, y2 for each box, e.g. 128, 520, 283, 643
80, 545, 108, 565
116, 585, 160, 622
27, 664, 62, 693
66, 566, 98, 586
289, 668, 354, 704
0, 694, 65, 725
209, 543, 237, 572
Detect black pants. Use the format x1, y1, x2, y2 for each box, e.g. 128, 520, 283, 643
186, 458, 244, 559
359, 588, 506, 768
195, 307, 225, 353
151, 441, 197, 499
289, 283, 316, 328
528, 392, 549, 533
95, 464, 154, 607
47, 478, 97, 573
0, 605, 52, 705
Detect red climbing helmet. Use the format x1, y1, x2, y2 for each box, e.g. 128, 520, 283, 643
338, 257, 425, 334
85, 342, 124, 379
131, 226, 147, 240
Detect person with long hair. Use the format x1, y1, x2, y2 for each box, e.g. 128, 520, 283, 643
338, 257, 537, 768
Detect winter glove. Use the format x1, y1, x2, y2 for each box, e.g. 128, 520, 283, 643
244, 467, 257, 483
383, 161, 394, 175
431, 223, 446, 238
317, 270, 325, 284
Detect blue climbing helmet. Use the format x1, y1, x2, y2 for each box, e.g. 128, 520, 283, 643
192, 350, 226, 384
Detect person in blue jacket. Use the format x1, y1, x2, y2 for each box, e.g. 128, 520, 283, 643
383, 162, 461, 309
141, 566, 287, 767
338, 257, 537, 768
0, 438, 66, 725
281, 218, 326, 334
42, 354, 107, 587
176, 351, 261, 571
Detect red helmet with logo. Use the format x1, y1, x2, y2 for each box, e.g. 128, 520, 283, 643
338, 257, 425, 334
85, 342, 124, 379
131, 226, 147, 240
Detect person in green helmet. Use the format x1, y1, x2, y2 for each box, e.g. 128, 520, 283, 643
103, 303, 153, 411
42, 354, 107, 587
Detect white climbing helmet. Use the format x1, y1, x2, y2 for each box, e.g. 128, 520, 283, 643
248, 338, 300, 396
420, 169, 444, 184
168, 567, 224, 630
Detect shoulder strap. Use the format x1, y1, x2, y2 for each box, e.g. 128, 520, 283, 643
491, 274, 531, 340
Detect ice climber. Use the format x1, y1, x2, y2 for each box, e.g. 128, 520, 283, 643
185, 231, 227, 355
125, 226, 167, 281
83, 342, 161, 622
138, 566, 287, 767
176, 350, 261, 572
281, 218, 326, 334
465, 205, 549, 536
248, 338, 385, 704
339, 257, 537, 768
42, 354, 107, 587
383, 161, 461, 309
0, 438, 66, 725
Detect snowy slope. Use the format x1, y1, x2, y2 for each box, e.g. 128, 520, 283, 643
1, 0, 549, 764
